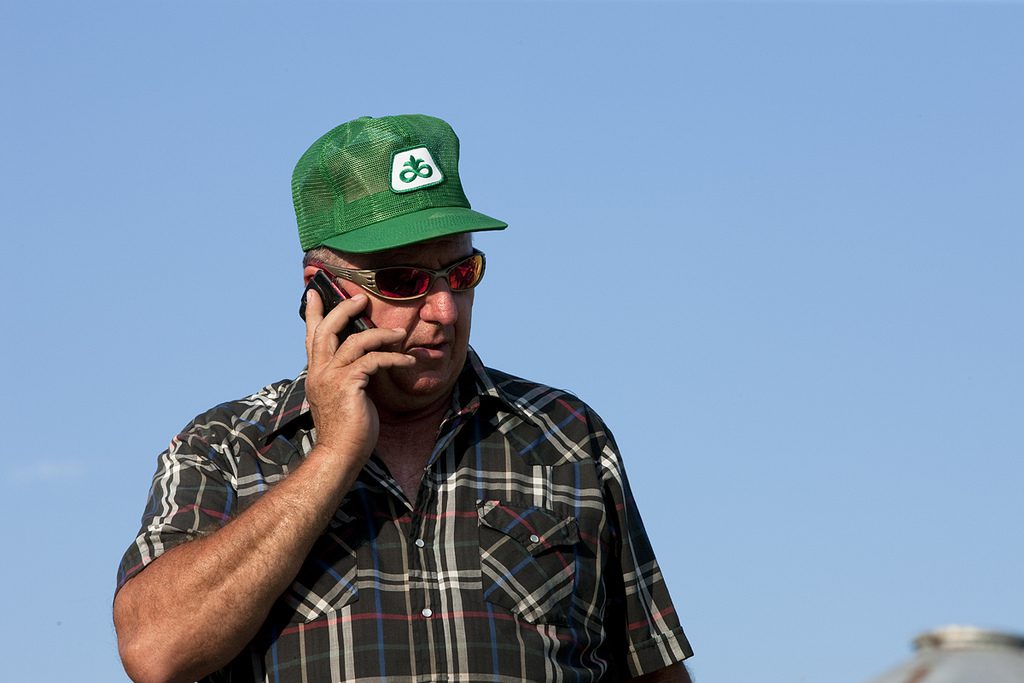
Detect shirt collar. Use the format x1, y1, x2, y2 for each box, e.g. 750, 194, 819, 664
264, 346, 538, 443
264, 367, 311, 441
455, 347, 538, 426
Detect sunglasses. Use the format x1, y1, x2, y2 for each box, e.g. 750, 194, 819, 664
310, 249, 487, 301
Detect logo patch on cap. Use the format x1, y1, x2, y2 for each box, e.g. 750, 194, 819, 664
390, 147, 445, 193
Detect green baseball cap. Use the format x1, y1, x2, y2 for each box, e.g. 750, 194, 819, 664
292, 114, 507, 253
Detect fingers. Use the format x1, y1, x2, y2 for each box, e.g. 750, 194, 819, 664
306, 292, 369, 364
340, 349, 418, 387
326, 330, 417, 381
303, 288, 325, 360
305, 292, 417, 374
329, 327, 407, 367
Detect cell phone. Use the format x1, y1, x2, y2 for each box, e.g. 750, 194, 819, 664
299, 270, 375, 340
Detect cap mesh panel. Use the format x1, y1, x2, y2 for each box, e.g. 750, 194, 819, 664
292, 115, 472, 251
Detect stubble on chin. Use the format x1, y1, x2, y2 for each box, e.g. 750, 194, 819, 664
369, 357, 461, 417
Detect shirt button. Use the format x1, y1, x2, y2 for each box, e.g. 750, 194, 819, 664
415, 538, 425, 548
529, 534, 541, 544
421, 608, 433, 618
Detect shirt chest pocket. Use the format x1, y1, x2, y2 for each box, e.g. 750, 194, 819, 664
477, 500, 580, 626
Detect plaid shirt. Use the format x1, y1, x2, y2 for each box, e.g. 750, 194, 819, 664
117, 348, 692, 682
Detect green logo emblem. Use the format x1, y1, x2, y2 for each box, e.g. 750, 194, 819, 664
399, 155, 434, 183
390, 147, 444, 193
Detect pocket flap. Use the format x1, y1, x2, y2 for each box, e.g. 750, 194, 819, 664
478, 500, 580, 553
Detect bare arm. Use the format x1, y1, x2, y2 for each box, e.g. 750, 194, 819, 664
114, 442, 363, 683
114, 292, 414, 683
631, 662, 693, 683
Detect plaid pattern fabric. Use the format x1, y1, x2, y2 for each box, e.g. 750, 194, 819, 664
117, 348, 692, 682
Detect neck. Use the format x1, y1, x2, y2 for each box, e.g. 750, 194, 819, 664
376, 393, 451, 435
374, 395, 451, 497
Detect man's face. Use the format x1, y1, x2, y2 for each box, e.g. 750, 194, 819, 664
306, 234, 475, 416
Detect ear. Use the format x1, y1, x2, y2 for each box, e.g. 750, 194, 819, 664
303, 265, 319, 285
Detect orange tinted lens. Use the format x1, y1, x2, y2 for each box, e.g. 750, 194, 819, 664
375, 268, 431, 298
448, 254, 482, 290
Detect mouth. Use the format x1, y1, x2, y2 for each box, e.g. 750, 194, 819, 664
405, 340, 450, 361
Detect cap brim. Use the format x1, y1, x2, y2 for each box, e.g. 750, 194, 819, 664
320, 207, 507, 254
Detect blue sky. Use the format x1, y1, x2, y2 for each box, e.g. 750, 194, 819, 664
2, 2, 1021, 682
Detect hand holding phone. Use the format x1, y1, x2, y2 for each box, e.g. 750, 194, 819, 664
300, 267, 417, 466
300, 270, 375, 341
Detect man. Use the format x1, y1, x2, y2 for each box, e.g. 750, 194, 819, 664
114, 114, 693, 682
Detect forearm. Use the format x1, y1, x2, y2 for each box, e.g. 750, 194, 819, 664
114, 444, 362, 683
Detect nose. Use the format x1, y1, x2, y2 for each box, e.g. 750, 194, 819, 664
419, 277, 459, 325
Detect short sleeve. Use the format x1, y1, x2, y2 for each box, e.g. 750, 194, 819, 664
115, 413, 237, 593
595, 415, 693, 677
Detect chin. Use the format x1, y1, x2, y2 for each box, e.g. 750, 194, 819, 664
402, 371, 456, 399
373, 367, 458, 413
